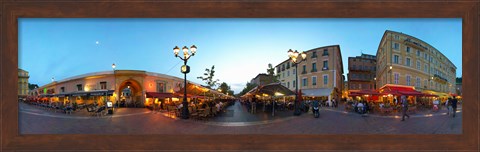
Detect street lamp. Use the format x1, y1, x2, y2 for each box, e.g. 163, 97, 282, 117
112, 63, 117, 108
287, 49, 307, 116
173, 45, 197, 119
389, 65, 393, 84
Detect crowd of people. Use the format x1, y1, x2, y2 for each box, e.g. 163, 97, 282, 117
344, 95, 461, 121
240, 97, 340, 115
150, 98, 235, 118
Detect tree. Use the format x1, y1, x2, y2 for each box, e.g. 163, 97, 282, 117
237, 82, 258, 96
267, 63, 275, 75
197, 65, 220, 89
266, 63, 279, 83
218, 82, 234, 95
218, 82, 230, 94
28, 83, 39, 90
227, 90, 234, 96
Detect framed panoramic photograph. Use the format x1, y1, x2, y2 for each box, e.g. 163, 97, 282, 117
1, 0, 479, 151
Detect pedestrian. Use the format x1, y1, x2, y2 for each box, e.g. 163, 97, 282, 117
364, 101, 369, 114
333, 98, 340, 108
451, 96, 458, 117
252, 100, 257, 114
401, 95, 410, 121
433, 98, 440, 112
354, 101, 359, 113
356, 102, 364, 114
160, 100, 164, 110
152, 98, 158, 113
331, 98, 336, 108
445, 98, 450, 115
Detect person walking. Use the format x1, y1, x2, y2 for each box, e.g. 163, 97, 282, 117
252, 100, 257, 114
451, 96, 458, 117
445, 98, 450, 115
152, 98, 158, 113
401, 95, 410, 121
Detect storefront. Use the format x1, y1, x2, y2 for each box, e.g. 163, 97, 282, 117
378, 84, 425, 105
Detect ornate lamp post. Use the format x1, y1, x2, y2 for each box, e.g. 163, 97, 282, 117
389, 65, 393, 84
112, 63, 117, 108
287, 49, 307, 116
173, 45, 197, 119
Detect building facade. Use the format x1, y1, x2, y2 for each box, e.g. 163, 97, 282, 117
348, 53, 377, 90
455, 77, 462, 96
18, 69, 30, 98
31, 70, 192, 107
250, 73, 276, 86
275, 45, 344, 101
376, 30, 457, 96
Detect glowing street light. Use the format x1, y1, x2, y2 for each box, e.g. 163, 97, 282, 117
173, 45, 197, 119
287, 49, 307, 116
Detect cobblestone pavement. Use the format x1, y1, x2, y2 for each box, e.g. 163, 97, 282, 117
19, 101, 462, 134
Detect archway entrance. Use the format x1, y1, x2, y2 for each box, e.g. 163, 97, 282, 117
118, 79, 143, 108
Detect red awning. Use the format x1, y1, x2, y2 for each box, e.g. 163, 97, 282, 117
173, 93, 205, 99
146, 92, 174, 98
349, 90, 381, 96
423, 94, 438, 97
380, 85, 425, 96
397, 91, 424, 96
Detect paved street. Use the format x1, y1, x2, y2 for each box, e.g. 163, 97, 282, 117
19, 101, 462, 134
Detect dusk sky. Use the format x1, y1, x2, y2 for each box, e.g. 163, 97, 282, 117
19, 18, 462, 94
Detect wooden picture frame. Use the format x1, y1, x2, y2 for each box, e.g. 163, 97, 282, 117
1, 0, 478, 151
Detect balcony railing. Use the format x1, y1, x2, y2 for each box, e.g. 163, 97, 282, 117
322, 53, 329, 56
311, 69, 317, 72
404, 38, 428, 50
322, 67, 329, 71
302, 71, 307, 74
434, 74, 448, 83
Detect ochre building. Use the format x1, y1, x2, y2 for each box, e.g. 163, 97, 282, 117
376, 30, 457, 98
18, 69, 30, 98
347, 53, 377, 91
275, 45, 344, 101
31, 70, 208, 107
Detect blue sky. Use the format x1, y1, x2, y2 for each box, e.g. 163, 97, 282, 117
19, 18, 462, 94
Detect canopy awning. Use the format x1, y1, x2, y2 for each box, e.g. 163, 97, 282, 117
242, 83, 294, 97
422, 90, 447, 97
173, 93, 205, 99
87, 90, 114, 96
301, 88, 333, 97
379, 84, 424, 96
175, 83, 231, 100
55, 93, 69, 97
67, 90, 114, 97
176, 83, 213, 97
146, 92, 174, 98
256, 83, 295, 96
349, 90, 381, 97
39, 94, 54, 97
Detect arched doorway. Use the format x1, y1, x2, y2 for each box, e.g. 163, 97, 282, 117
118, 79, 143, 108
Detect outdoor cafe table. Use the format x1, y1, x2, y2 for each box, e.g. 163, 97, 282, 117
380, 107, 394, 114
